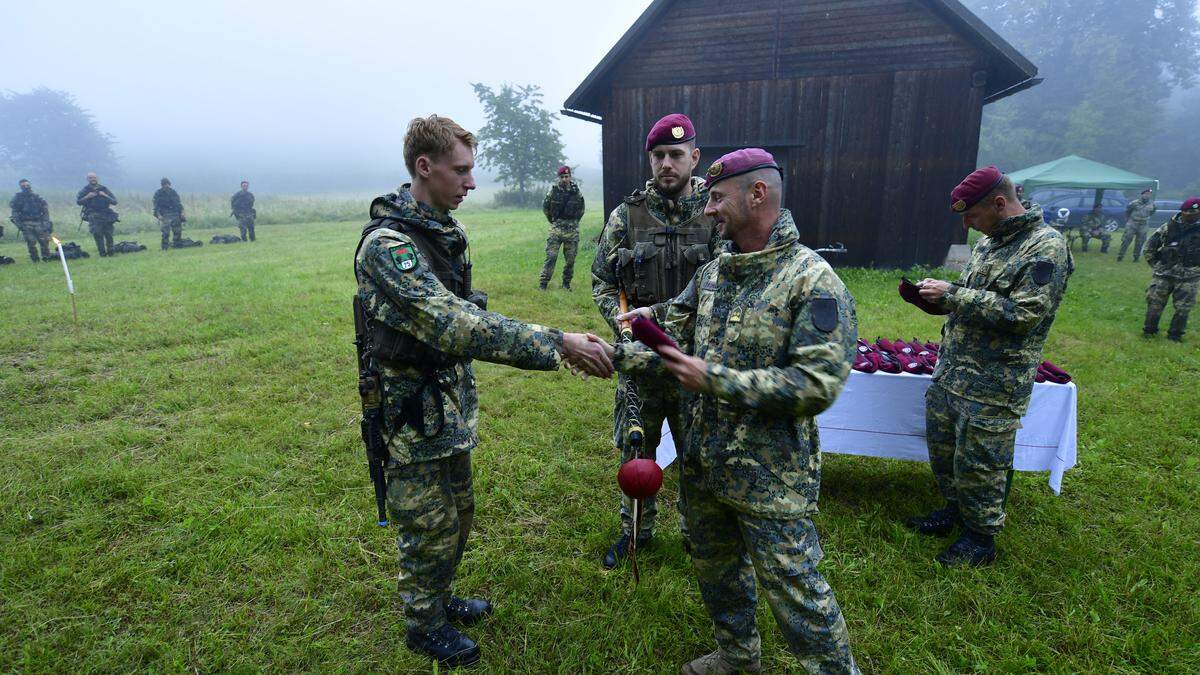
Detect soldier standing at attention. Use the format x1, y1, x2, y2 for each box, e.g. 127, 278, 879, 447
1079, 204, 1111, 253
1141, 197, 1200, 341
9, 179, 53, 262
591, 113, 721, 570
539, 166, 584, 290
597, 149, 860, 674
231, 181, 257, 241
153, 178, 186, 250
354, 115, 612, 668
76, 172, 119, 257
907, 166, 1073, 566
1118, 189, 1157, 262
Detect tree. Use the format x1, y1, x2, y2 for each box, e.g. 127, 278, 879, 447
0, 88, 120, 187
471, 83, 564, 199
966, 0, 1200, 175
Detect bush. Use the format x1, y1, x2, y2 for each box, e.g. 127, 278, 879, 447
491, 189, 544, 209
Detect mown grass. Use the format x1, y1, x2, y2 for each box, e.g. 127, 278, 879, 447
1, 208, 1197, 673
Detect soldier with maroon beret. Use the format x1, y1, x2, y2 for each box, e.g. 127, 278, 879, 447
1142, 197, 1200, 341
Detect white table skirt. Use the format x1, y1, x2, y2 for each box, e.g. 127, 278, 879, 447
653, 370, 1077, 494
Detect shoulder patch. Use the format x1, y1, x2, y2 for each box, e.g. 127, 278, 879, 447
1031, 260, 1054, 286
389, 244, 418, 272
811, 296, 838, 333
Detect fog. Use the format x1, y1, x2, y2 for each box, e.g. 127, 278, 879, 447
1, 0, 652, 193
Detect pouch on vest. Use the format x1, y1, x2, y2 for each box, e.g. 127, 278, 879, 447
627, 241, 665, 306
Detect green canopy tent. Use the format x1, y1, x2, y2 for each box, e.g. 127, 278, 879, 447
1008, 154, 1158, 206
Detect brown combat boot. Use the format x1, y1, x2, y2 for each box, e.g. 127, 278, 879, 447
681, 651, 761, 674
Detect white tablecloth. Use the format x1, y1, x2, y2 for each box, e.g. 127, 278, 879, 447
654, 370, 1077, 494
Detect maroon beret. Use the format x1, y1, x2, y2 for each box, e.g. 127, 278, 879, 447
1180, 197, 1200, 212
705, 148, 780, 187
630, 315, 680, 353
950, 165, 1004, 213
557, 165, 570, 176
1141, 188, 1153, 195
644, 113, 695, 151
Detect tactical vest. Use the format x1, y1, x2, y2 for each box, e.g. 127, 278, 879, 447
548, 185, 584, 221
14, 193, 43, 220
615, 195, 714, 308
356, 218, 472, 371
1164, 224, 1200, 267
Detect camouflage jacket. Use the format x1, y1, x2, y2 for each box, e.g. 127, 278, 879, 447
1080, 213, 1107, 235
934, 208, 1073, 414
1125, 197, 1157, 225
355, 186, 563, 464
153, 187, 183, 217
9, 189, 48, 223
591, 176, 720, 337
542, 181, 584, 223
231, 190, 255, 215
614, 210, 858, 518
1144, 214, 1200, 280
75, 184, 118, 219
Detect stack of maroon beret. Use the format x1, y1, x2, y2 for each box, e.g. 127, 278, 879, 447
854, 338, 939, 375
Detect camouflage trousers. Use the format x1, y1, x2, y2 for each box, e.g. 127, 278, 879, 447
539, 220, 580, 287
236, 213, 256, 241
17, 220, 52, 261
925, 383, 1019, 536
1080, 229, 1110, 253
1145, 274, 1198, 339
86, 218, 115, 256
1118, 223, 1149, 261
614, 374, 686, 540
386, 452, 474, 631
159, 214, 183, 248
681, 456, 857, 673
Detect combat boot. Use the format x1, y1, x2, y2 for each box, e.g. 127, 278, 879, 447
1167, 311, 1189, 342
562, 282, 571, 291
602, 532, 652, 570
444, 596, 493, 626
405, 624, 481, 667
905, 502, 961, 536
935, 528, 996, 567
539, 281, 548, 291
681, 650, 761, 674
1143, 307, 1163, 336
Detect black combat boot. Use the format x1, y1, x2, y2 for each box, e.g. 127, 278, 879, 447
1167, 311, 1189, 342
562, 282, 571, 291
1143, 307, 1163, 336
935, 528, 997, 567
602, 532, 652, 570
405, 624, 481, 667
444, 596, 493, 626
905, 502, 961, 536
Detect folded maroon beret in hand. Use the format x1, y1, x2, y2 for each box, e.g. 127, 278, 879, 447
899, 277, 951, 316
631, 315, 681, 354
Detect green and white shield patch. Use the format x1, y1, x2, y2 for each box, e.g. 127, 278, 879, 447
390, 244, 417, 272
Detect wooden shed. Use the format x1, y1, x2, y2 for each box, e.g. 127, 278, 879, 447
563, 0, 1039, 268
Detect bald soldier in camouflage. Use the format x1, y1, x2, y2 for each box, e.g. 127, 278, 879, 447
1141, 197, 1200, 342
598, 149, 859, 675
592, 113, 721, 569
76, 173, 119, 257
909, 166, 1072, 567
354, 115, 611, 668
1118, 189, 1157, 262
539, 166, 584, 290
9, 179, 53, 262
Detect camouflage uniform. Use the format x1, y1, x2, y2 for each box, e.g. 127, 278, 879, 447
153, 185, 185, 249
539, 181, 584, 288
1119, 196, 1157, 261
231, 189, 256, 241
592, 176, 719, 541
615, 210, 859, 673
929, 206, 1073, 535
1079, 212, 1111, 253
354, 185, 563, 632
1142, 213, 1200, 340
9, 187, 52, 262
76, 183, 119, 257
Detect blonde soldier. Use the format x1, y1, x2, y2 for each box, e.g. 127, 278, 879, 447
591, 113, 721, 569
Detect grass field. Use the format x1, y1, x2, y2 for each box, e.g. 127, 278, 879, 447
1, 208, 1197, 673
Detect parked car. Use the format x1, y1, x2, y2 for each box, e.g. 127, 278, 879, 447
1148, 199, 1180, 229
1029, 189, 1128, 231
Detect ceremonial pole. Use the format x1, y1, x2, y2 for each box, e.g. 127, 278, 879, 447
50, 236, 78, 326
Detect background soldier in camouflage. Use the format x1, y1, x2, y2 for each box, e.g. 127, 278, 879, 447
539, 165, 584, 290
591, 113, 720, 570
153, 178, 186, 250
354, 115, 611, 668
1141, 197, 1200, 341
598, 149, 859, 675
1079, 204, 1111, 253
9, 179, 53, 262
76, 172, 119, 257
909, 167, 1073, 567
1118, 189, 1157, 261
231, 181, 256, 241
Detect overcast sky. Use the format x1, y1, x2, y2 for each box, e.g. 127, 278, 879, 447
1, 0, 653, 191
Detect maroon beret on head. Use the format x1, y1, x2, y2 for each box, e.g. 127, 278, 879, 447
1141, 188, 1153, 195
1180, 197, 1200, 212
644, 113, 695, 151
950, 165, 1004, 213
705, 148, 780, 187
557, 165, 570, 176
